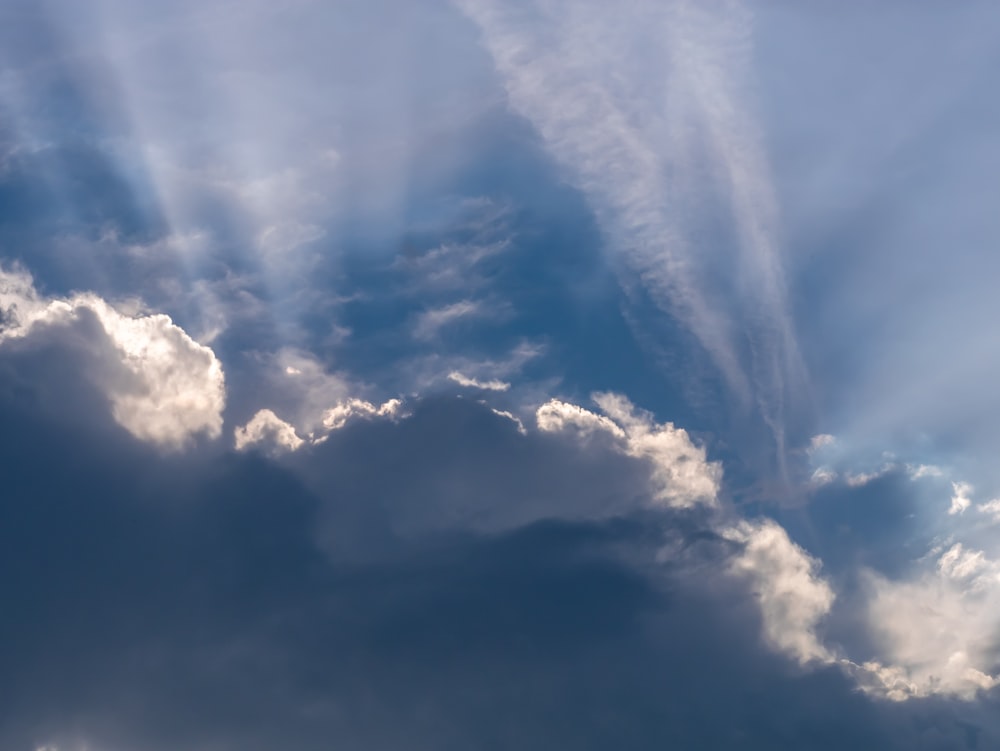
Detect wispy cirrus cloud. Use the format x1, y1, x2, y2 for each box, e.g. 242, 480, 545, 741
456, 0, 807, 472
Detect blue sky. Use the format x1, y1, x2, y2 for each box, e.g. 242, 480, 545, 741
3, 1, 1000, 748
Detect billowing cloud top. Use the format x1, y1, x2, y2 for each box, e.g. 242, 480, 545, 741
0, 267, 224, 448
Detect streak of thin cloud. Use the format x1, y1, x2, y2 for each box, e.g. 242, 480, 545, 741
456, 0, 808, 474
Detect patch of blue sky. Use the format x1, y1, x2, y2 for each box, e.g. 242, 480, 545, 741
756, 2, 1000, 498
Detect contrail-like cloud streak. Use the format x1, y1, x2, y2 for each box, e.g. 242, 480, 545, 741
457, 0, 807, 466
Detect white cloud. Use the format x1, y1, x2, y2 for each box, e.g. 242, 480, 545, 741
0, 267, 225, 449
222, 384, 1000, 703
412, 300, 483, 340
320, 398, 403, 432
907, 463, 944, 480
241, 348, 410, 449
844, 463, 894, 488
809, 467, 837, 488
536, 393, 720, 508
806, 445, 932, 493
937, 543, 997, 583
235, 398, 404, 453
949, 481, 973, 515
448, 371, 511, 391
977, 498, 1000, 522
408, 342, 544, 394
457, 0, 807, 462
807, 434, 836, 454
264, 348, 352, 434
234, 409, 304, 453
593, 393, 720, 508
489, 407, 526, 434
862, 543, 1000, 700
723, 518, 834, 665
791, 445, 1000, 699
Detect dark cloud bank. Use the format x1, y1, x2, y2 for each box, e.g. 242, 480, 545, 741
0, 331, 995, 751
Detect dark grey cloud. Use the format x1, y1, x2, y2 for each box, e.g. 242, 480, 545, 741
0, 334, 996, 751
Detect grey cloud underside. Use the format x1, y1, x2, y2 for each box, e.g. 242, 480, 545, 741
0, 353, 996, 751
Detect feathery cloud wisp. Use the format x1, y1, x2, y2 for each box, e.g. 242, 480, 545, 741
457, 0, 807, 464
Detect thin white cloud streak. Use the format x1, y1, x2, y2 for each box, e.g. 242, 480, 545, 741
456, 0, 807, 465
412, 300, 490, 340
977, 499, 1000, 522
489, 406, 526, 434
448, 370, 511, 391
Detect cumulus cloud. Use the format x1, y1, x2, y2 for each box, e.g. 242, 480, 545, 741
11, 254, 987, 711
320, 397, 403, 432
863, 542, 1000, 700
775, 449, 1000, 701
536, 398, 626, 440
537, 393, 720, 508
808, 433, 837, 453
0, 266, 224, 448
723, 518, 835, 665
949, 481, 974, 515
253, 348, 353, 435
804, 447, 944, 494
718, 508, 1000, 702
7, 376, 986, 750
233, 408, 304, 453
235, 398, 403, 453
0, 339, 996, 746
